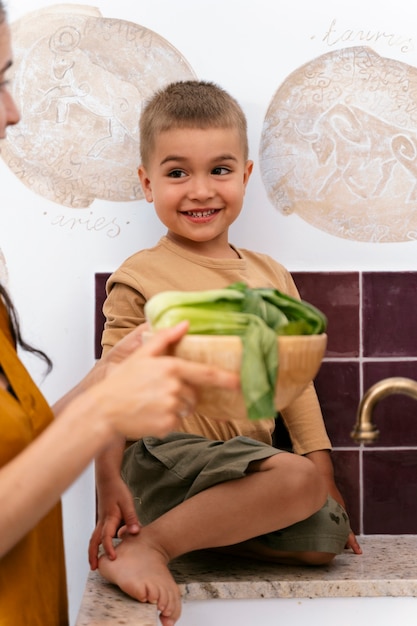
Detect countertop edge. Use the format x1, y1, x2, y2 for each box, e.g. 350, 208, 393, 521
75, 536, 417, 625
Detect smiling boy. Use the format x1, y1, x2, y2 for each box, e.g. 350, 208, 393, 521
90, 81, 360, 626
139, 124, 252, 258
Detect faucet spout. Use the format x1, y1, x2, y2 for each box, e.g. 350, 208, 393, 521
351, 377, 417, 444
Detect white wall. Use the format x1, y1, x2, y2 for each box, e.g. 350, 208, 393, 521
2, 1, 417, 623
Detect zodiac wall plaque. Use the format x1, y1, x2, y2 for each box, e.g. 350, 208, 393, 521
260, 46, 417, 243
0, 5, 196, 208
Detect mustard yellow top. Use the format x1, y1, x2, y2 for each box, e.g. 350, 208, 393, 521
0, 300, 69, 626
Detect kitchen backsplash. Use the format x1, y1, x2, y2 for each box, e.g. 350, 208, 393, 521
95, 271, 417, 535
293, 271, 417, 535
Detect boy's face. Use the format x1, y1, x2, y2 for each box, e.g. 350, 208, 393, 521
138, 126, 253, 249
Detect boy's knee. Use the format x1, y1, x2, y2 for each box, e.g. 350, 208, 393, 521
291, 455, 328, 509
269, 452, 327, 505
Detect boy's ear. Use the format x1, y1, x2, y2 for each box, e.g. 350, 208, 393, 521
243, 160, 254, 188
138, 165, 153, 202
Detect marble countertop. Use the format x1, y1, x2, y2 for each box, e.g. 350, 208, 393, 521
75, 535, 417, 625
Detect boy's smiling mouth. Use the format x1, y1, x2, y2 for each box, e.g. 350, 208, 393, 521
183, 209, 219, 218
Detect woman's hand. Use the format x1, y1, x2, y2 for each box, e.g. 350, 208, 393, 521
87, 321, 240, 440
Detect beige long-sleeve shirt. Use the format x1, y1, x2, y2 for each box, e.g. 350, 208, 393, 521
102, 236, 331, 455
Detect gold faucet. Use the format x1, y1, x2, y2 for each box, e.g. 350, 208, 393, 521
351, 377, 417, 444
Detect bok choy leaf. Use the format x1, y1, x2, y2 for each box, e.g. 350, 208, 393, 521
145, 282, 326, 420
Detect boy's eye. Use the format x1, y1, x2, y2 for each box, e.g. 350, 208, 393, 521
212, 166, 231, 176
168, 169, 186, 178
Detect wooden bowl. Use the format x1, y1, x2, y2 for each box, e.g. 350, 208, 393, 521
146, 332, 327, 421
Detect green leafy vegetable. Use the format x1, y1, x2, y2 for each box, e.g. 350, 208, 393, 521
145, 282, 327, 421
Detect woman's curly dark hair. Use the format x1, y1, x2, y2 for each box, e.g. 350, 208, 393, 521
0, 283, 52, 373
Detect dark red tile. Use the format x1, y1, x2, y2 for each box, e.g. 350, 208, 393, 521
315, 361, 360, 446
95, 272, 111, 359
363, 450, 417, 533
363, 272, 417, 357
331, 450, 360, 535
359, 361, 417, 446
292, 272, 360, 358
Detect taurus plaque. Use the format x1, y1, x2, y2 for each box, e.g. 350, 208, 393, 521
260, 46, 417, 243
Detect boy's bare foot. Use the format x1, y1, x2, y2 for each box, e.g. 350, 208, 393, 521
98, 532, 182, 626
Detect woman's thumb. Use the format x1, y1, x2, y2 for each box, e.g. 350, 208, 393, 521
139, 321, 189, 357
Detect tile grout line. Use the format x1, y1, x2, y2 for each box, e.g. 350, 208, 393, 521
359, 270, 364, 536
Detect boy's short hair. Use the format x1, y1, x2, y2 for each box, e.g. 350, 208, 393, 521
139, 80, 249, 166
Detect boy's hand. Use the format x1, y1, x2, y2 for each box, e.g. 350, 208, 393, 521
88, 478, 139, 570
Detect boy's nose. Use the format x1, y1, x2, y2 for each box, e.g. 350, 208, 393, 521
188, 175, 215, 200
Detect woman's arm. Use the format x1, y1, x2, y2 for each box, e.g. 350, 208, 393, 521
0, 322, 239, 557
51, 321, 149, 417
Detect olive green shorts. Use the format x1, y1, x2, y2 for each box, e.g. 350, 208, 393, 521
122, 432, 350, 554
